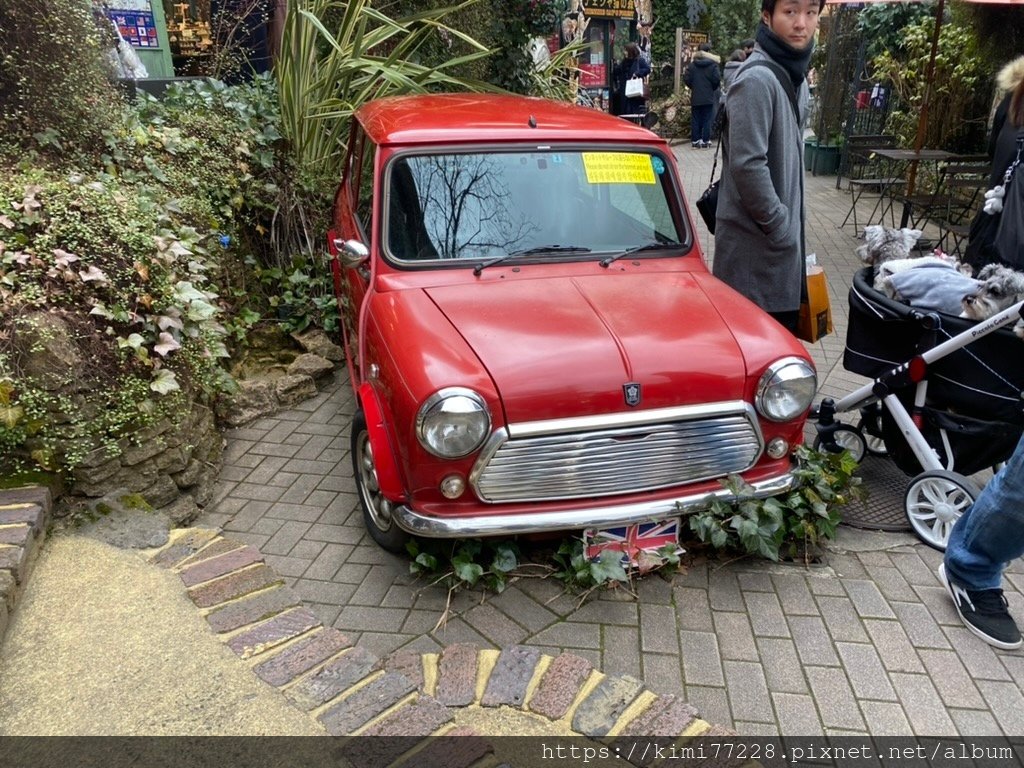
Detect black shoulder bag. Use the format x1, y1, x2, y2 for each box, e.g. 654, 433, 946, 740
695, 61, 800, 234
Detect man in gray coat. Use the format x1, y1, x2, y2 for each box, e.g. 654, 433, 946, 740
712, 0, 823, 333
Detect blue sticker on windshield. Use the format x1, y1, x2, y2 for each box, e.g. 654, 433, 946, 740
651, 156, 666, 175
552, 155, 563, 164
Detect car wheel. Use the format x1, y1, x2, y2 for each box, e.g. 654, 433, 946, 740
904, 470, 980, 551
352, 409, 409, 553
813, 424, 867, 463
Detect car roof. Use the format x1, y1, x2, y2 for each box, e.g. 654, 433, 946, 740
356, 93, 660, 147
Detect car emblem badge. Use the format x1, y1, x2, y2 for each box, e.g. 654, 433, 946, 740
623, 382, 641, 407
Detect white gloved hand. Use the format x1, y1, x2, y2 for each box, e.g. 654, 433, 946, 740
983, 185, 1005, 215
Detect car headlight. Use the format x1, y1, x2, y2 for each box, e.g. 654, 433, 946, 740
416, 388, 491, 458
755, 357, 817, 422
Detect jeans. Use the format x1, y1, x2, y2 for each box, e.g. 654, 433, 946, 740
691, 104, 713, 144
945, 432, 1024, 590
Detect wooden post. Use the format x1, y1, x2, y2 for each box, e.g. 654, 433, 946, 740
906, 0, 945, 197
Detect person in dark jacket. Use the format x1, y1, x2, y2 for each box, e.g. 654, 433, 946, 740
612, 42, 651, 117
684, 43, 721, 147
965, 55, 1024, 271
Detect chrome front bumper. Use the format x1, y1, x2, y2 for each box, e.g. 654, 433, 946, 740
392, 471, 797, 538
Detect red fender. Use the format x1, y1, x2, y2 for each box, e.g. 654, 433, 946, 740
357, 382, 408, 502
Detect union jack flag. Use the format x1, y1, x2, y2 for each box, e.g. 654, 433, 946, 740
584, 518, 682, 566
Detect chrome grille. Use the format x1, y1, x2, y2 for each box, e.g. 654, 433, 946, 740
471, 403, 763, 503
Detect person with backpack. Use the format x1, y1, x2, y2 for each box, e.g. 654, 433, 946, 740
684, 43, 721, 148
711, 0, 822, 333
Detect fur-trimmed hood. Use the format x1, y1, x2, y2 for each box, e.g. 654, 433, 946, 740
996, 55, 1024, 94
694, 49, 721, 64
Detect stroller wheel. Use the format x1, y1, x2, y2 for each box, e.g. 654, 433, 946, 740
813, 425, 867, 463
904, 470, 981, 551
857, 406, 888, 456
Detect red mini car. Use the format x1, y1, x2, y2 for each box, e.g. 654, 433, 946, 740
328, 94, 817, 552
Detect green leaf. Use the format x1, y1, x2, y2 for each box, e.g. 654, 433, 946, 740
454, 560, 484, 586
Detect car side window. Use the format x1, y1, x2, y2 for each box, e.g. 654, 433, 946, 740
346, 128, 376, 238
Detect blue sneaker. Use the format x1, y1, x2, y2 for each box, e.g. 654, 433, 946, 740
938, 563, 1022, 649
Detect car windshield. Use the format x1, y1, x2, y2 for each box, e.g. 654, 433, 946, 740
384, 149, 686, 263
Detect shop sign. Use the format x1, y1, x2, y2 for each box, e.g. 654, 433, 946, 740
585, 0, 636, 19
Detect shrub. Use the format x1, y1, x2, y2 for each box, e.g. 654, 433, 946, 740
0, 0, 125, 154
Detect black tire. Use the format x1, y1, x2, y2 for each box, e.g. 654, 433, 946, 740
813, 424, 867, 464
352, 409, 409, 553
904, 469, 980, 551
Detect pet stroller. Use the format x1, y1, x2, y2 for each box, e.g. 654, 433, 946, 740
812, 267, 1024, 550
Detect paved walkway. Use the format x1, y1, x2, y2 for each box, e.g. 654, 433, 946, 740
195, 143, 1024, 738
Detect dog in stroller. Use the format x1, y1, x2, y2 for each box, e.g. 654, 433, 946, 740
812, 265, 1024, 550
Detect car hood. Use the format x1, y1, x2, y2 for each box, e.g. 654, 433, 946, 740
424, 272, 750, 423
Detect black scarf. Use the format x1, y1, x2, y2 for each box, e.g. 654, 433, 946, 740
755, 21, 814, 88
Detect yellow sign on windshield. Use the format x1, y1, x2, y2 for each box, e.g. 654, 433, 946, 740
582, 153, 656, 184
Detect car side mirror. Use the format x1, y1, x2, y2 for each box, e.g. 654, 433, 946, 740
335, 238, 369, 268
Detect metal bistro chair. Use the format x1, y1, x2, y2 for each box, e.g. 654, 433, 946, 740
934, 162, 991, 257
838, 135, 903, 233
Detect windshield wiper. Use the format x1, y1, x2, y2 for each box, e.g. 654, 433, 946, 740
599, 240, 683, 268
473, 245, 592, 276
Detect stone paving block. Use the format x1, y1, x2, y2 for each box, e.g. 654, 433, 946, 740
335, 605, 410, 633
684, 685, 732, 731
863, 619, 924, 673
358, 631, 415, 659
487, 585, 558, 633
481, 645, 541, 708
827, 553, 869, 580
641, 653, 684, 695
571, 599, 638, 626
815, 596, 870, 643
178, 545, 264, 586
807, 575, 846, 597
723, 660, 773, 724
805, 666, 866, 731
756, 638, 808, 695
376, 650, 424, 692
787, 615, 840, 667
914, 584, 961, 626
530, 620, 602, 650
707, 572, 744, 611
711, 612, 758, 662
571, 674, 644, 737
0, 544, 28, 584
436, 643, 479, 706
603, 624, 642, 680
0, 525, 31, 546
862, 564, 918, 603
736, 571, 774, 592
640, 603, 679, 653
251, 626, 352, 686
318, 672, 416, 736
679, 630, 724, 687
262, 520, 313, 556
743, 592, 790, 638
360, 695, 453, 737
948, 708, 1004, 737
977, 680, 1024, 736
942, 627, 1012, 681
431, 617, 492, 650
188, 563, 283, 608
672, 587, 713, 632
771, 692, 823, 736
288, 646, 380, 711
890, 672, 957, 736
843, 579, 897, 619
205, 585, 300, 634
890, 601, 952, 650
835, 642, 897, 701
463, 603, 530, 647
918, 648, 986, 710
529, 652, 593, 720
771, 574, 819, 615
636, 574, 673, 604
617, 694, 698, 736
0, 486, 51, 508
221, 599, 320, 656
391, 728, 493, 768
0, 504, 44, 531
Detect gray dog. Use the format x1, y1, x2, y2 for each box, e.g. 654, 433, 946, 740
960, 264, 1024, 339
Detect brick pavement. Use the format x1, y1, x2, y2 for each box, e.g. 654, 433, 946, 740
196, 142, 1024, 737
